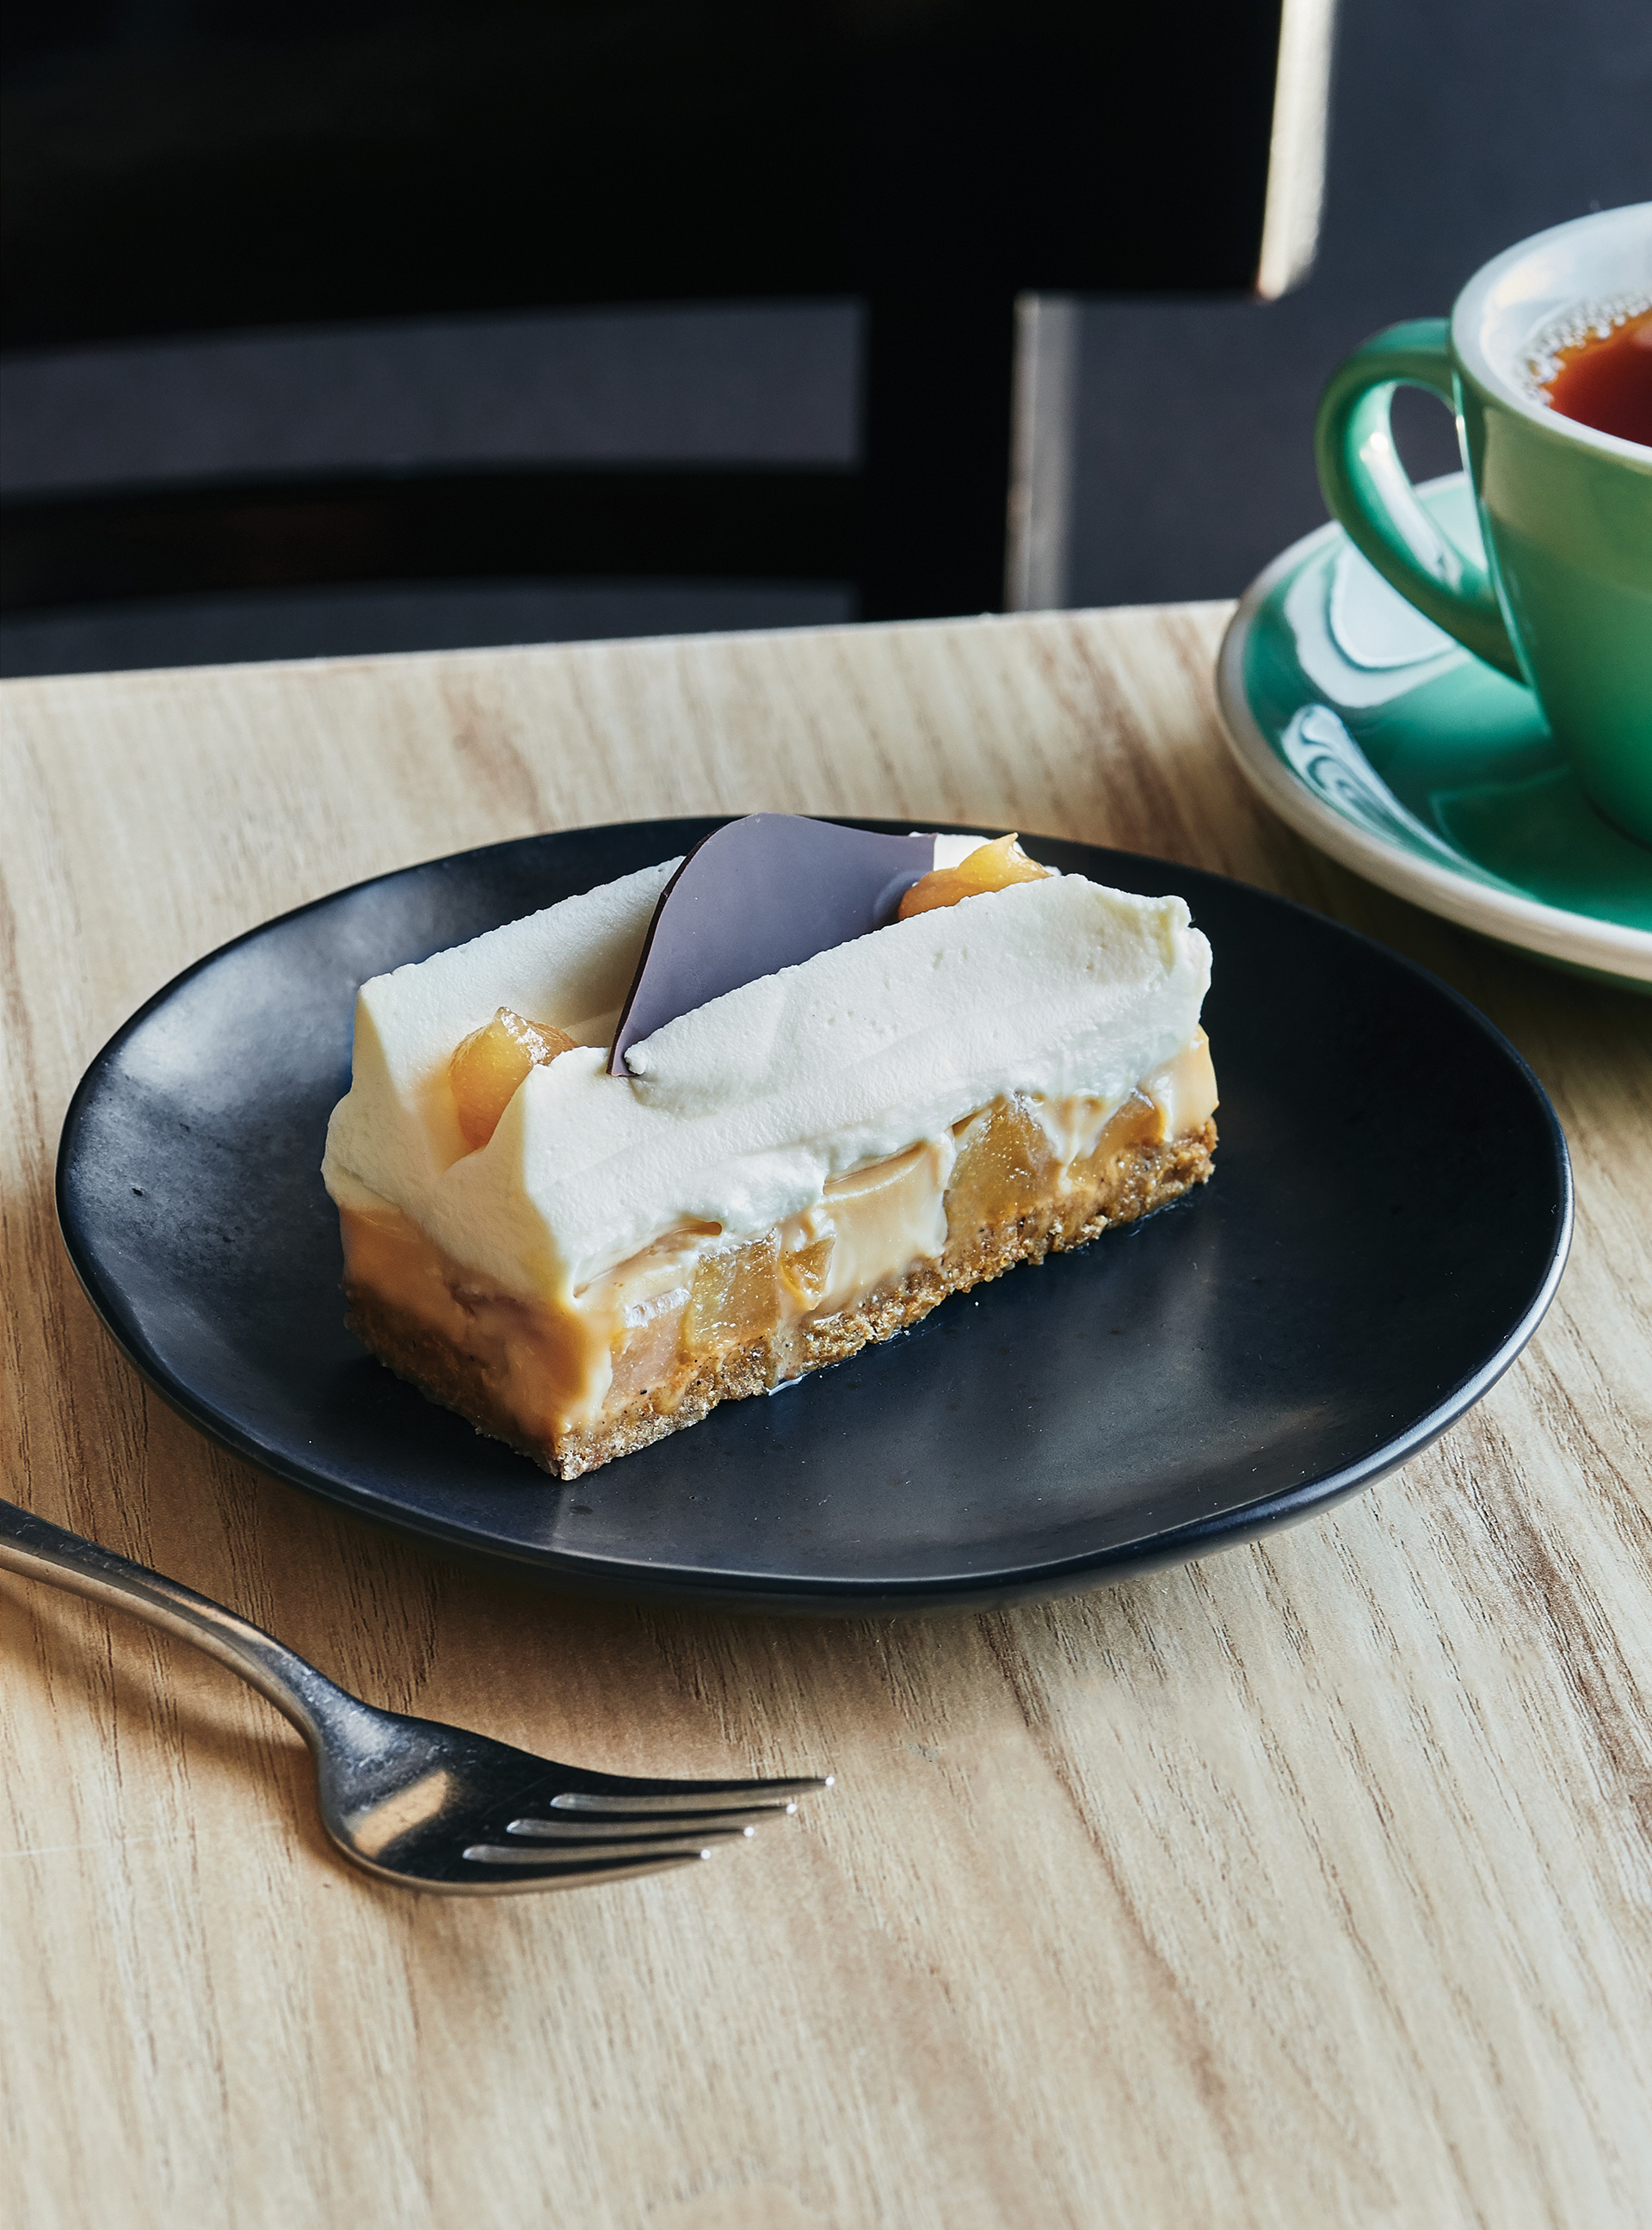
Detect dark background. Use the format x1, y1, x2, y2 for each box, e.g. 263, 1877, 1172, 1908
2, 0, 1648, 676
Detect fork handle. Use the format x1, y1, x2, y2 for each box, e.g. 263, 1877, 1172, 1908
0, 1496, 359, 1749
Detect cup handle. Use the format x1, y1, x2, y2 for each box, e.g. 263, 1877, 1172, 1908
1314, 318, 1525, 681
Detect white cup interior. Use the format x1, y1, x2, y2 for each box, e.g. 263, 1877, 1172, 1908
1452, 203, 1652, 453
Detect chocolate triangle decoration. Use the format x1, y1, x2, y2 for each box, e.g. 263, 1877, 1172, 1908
608, 815, 934, 1075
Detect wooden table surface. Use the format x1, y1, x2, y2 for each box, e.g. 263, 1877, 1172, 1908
3, 607, 1649, 2230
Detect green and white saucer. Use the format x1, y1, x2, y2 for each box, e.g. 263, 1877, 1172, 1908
1217, 472, 1652, 992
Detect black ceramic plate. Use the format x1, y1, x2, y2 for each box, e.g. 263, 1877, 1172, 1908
58, 821, 1570, 1613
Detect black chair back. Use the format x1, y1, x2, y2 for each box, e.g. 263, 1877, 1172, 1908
3, 1, 1324, 627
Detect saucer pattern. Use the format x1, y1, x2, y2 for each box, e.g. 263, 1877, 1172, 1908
1217, 473, 1652, 989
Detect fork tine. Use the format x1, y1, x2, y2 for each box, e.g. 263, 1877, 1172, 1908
546, 1776, 831, 1815
509, 1808, 786, 1838
465, 1837, 722, 1866
501, 1820, 757, 1848
454, 1850, 713, 1892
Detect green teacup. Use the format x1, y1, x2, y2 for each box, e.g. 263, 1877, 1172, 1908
1316, 205, 1652, 847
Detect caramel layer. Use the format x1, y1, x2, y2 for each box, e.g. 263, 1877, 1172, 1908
340, 1047, 1218, 1481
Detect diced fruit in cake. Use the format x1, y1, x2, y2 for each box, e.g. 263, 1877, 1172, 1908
898, 833, 1053, 919
450, 1007, 576, 1151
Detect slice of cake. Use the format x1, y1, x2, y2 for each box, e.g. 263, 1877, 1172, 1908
322, 819, 1217, 1480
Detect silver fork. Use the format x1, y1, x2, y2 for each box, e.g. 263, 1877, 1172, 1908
0, 1498, 829, 1894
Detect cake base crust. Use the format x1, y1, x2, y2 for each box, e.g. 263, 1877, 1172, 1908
343, 1118, 1217, 1482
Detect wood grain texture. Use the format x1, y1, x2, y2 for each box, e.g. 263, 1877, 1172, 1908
3, 607, 1649, 2230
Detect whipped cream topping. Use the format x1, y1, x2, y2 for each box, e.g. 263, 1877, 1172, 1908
323, 839, 1212, 1300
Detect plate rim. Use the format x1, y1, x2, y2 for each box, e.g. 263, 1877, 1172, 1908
54, 817, 1576, 1614
1214, 472, 1652, 985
